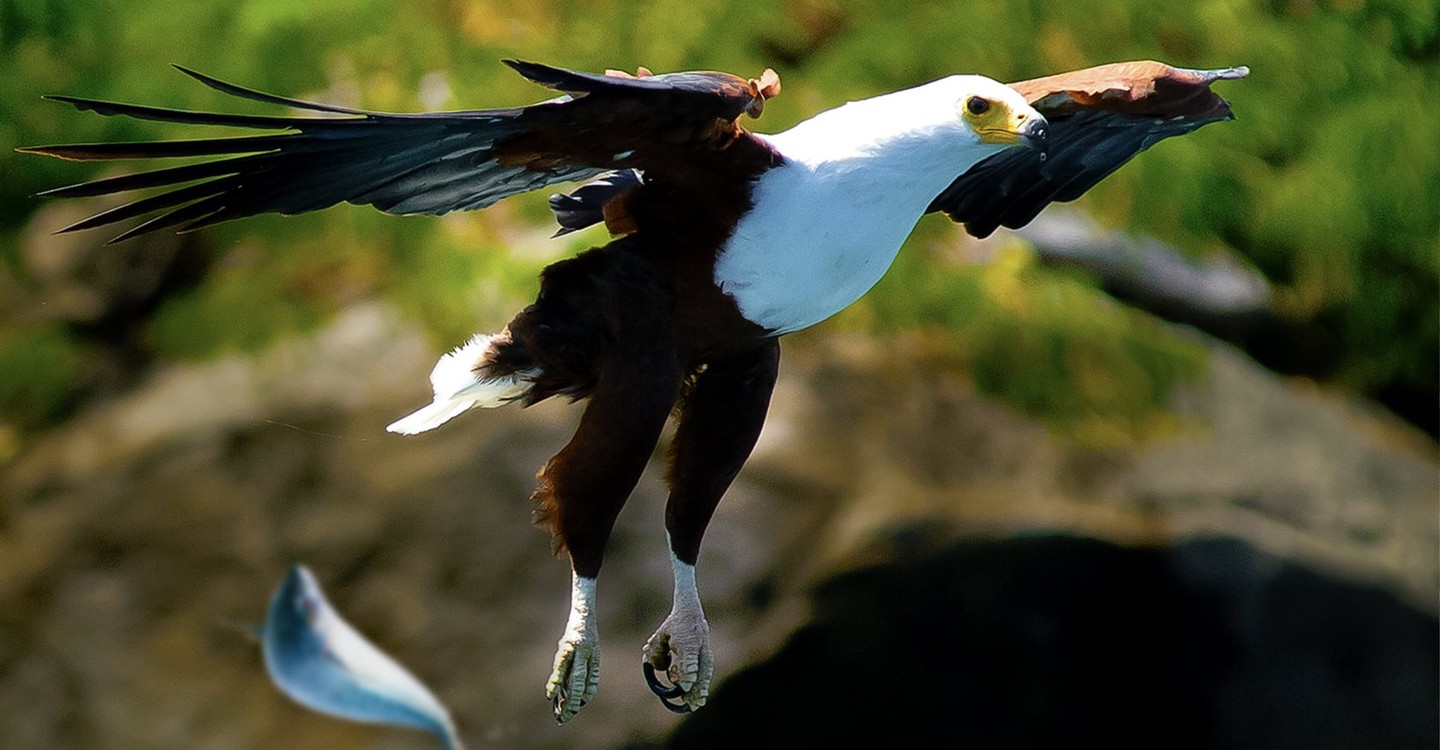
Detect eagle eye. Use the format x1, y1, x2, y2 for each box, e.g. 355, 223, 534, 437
966, 96, 991, 116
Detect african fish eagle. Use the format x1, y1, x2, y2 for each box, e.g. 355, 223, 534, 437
23, 58, 1246, 722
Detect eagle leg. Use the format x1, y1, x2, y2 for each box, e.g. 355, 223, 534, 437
542, 346, 680, 722
533, 247, 683, 723
641, 570, 713, 713
547, 572, 601, 723
644, 340, 781, 712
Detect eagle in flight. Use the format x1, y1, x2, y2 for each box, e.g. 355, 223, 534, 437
24, 58, 1245, 723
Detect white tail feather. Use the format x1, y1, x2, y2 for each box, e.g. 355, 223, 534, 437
386, 333, 531, 435
385, 398, 481, 435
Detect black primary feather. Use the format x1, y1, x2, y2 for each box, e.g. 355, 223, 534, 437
930, 109, 1220, 238
22, 61, 776, 243
20, 69, 598, 242
931, 62, 1245, 239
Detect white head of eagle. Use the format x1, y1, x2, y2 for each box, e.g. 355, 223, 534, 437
774, 74, 1048, 163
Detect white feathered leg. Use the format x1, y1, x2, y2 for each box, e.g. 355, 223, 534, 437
643, 550, 713, 712
546, 573, 601, 723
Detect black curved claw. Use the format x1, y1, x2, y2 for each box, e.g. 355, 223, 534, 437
658, 693, 693, 714
643, 662, 685, 699
643, 662, 693, 713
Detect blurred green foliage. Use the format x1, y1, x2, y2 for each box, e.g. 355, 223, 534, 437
1, 0, 1436, 440
0, 324, 80, 425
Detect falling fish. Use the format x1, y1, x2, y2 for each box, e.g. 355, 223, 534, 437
262, 565, 465, 750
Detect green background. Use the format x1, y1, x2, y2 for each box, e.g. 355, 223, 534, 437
2, 0, 1436, 443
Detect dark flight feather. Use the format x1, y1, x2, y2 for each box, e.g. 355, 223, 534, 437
548, 169, 644, 237
20, 61, 780, 243
930, 62, 1248, 238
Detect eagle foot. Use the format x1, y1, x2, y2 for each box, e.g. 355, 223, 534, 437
642, 614, 712, 713
546, 633, 599, 724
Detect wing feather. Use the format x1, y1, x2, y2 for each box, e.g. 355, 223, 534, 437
22, 61, 781, 243
930, 62, 1247, 238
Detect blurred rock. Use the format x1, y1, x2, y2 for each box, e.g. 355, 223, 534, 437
0, 304, 1433, 749
755, 332, 1437, 608
3, 198, 216, 426
662, 535, 1437, 750
1017, 209, 1272, 320
15, 198, 210, 332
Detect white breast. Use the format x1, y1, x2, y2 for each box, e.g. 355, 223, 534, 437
713, 81, 1011, 335
714, 157, 928, 335
711, 75, 1025, 333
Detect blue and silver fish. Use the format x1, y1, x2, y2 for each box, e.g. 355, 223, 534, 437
262, 565, 464, 750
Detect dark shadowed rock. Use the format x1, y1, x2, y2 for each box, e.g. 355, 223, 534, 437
660, 534, 1437, 750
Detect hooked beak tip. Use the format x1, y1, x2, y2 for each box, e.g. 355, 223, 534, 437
1020, 118, 1049, 152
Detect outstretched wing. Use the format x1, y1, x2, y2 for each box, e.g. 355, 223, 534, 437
929, 62, 1248, 238
20, 61, 781, 243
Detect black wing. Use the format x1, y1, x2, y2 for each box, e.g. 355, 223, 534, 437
20, 61, 780, 243
929, 62, 1247, 238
